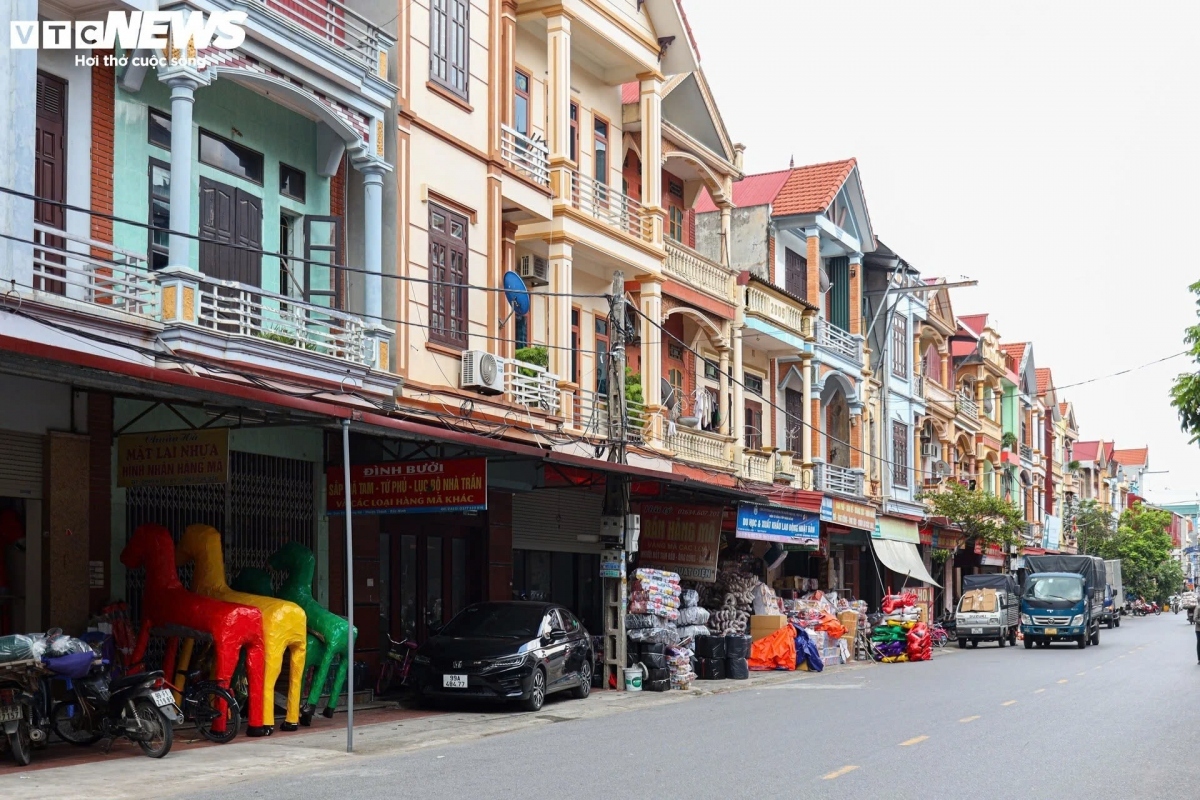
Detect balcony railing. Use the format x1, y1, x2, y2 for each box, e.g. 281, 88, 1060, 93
564, 170, 652, 241
1020, 444, 1034, 462
744, 452, 773, 484
746, 284, 806, 338
1024, 522, 1043, 544
504, 358, 560, 415
913, 374, 924, 398
666, 426, 734, 471
500, 125, 550, 187
956, 391, 979, 421
665, 241, 737, 303
31, 223, 158, 317
196, 277, 372, 364
815, 320, 863, 363
816, 462, 863, 496
249, 0, 390, 71
571, 388, 647, 441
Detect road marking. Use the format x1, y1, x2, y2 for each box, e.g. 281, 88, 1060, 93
1057, 679, 1069, 684
960, 716, 980, 723
1094, 666, 1102, 670
823, 765, 859, 780
1076, 672, 1086, 676
1002, 700, 1017, 706
1034, 689, 1045, 694
900, 736, 929, 746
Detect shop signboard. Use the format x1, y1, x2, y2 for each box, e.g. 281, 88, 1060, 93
821, 496, 876, 531
116, 428, 229, 487
1043, 515, 1062, 550
874, 516, 920, 544
635, 502, 724, 582
326, 458, 487, 515
736, 503, 820, 548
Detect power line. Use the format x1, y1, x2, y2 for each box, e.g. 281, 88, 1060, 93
0, 187, 607, 300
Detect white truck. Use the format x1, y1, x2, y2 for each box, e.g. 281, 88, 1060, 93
1103, 559, 1123, 628
955, 573, 1020, 648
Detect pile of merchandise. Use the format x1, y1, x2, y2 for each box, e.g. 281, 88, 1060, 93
675, 589, 711, 640
626, 568, 683, 646
694, 633, 751, 680
703, 569, 762, 635
630, 641, 671, 691
781, 591, 853, 665
870, 591, 931, 663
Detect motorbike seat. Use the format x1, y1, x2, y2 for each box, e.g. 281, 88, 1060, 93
110, 670, 163, 692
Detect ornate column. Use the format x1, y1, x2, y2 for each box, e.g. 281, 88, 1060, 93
548, 239, 574, 417
731, 307, 745, 471
801, 351, 814, 490
639, 73, 664, 245
718, 341, 731, 436
804, 227, 821, 309
639, 276, 664, 442
545, 13, 572, 199
160, 68, 208, 269
360, 163, 386, 325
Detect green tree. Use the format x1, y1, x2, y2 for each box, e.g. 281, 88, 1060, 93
1075, 499, 1117, 557
1105, 504, 1175, 603
1170, 280, 1200, 441
919, 482, 1025, 549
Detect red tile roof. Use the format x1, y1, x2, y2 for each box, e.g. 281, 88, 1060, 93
998, 345, 1027, 367
958, 314, 988, 335
1036, 368, 1053, 395
621, 82, 639, 104
1112, 447, 1148, 467
1073, 441, 1100, 461
695, 159, 858, 216
773, 159, 858, 216
1058, 402, 1069, 416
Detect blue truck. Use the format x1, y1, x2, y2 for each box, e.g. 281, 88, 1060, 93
1020, 555, 1107, 649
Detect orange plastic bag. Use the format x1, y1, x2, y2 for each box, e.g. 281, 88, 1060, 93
815, 612, 847, 640
748, 626, 797, 671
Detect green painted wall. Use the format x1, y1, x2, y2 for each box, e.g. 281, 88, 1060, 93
112, 76, 332, 297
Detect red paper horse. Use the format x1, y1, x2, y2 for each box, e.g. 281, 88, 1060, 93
120, 524, 268, 734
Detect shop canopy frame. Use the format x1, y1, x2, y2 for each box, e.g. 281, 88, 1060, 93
1, 329, 777, 749
871, 538, 941, 588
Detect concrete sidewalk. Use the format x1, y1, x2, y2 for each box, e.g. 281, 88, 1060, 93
0, 655, 897, 798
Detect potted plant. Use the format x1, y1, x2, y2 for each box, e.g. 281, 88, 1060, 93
1001, 432, 1018, 452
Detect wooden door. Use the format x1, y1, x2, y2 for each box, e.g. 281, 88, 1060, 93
233, 190, 262, 287
34, 72, 67, 295
785, 388, 804, 452
784, 248, 807, 298
199, 177, 237, 280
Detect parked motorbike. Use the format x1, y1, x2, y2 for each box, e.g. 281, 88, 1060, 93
0, 662, 41, 766
51, 656, 180, 758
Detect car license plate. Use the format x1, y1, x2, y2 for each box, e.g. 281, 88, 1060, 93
0, 704, 21, 723
1045, 628, 1057, 636
151, 689, 174, 707
442, 674, 468, 689
970, 628, 983, 635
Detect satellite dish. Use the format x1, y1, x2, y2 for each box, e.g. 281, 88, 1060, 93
503, 271, 531, 317
661, 378, 677, 413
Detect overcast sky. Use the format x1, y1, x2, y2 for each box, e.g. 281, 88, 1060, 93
685, 0, 1200, 504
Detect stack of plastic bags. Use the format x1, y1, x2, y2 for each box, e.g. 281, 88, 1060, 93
906, 622, 932, 662
665, 644, 695, 689
629, 568, 681, 619
675, 588, 711, 640
871, 591, 928, 663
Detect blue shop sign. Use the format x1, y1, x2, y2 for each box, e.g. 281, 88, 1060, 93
735, 503, 820, 546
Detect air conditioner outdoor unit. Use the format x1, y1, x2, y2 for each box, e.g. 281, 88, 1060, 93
460, 350, 504, 394
516, 254, 549, 287
920, 442, 934, 457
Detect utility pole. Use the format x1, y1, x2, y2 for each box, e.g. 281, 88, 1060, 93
607, 270, 627, 464
600, 270, 631, 689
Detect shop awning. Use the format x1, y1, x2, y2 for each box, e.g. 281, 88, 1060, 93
871, 538, 941, 587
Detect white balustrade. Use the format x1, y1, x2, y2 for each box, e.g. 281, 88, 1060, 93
565, 170, 651, 241
956, 391, 980, 421
744, 452, 773, 483
665, 241, 737, 302
504, 358, 560, 415
816, 320, 863, 363
500, 125, 550, 186
245, 0, 390, 70
666, 426, 733, 470
30, 223, 158, 317
746, 284, 805, 337
817, 462, 863, 496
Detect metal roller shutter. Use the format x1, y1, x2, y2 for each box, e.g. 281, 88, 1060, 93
0, 430, 44, 499
513, 488, 604, 554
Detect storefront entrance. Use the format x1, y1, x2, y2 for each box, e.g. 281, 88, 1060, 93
381, 514, 486, 643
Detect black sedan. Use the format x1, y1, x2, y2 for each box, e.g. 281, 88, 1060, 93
411, 602, 593, 712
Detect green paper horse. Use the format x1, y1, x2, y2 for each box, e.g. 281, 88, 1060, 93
231, 567, 327, 679
268, 542, 356, 724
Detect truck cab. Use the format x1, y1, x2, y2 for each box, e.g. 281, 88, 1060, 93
1020, 571, 1100, 649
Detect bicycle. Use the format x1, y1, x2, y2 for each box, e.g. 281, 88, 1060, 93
172, 668, 240, 743
375, 634, 419, 697
929, 623, 949, 649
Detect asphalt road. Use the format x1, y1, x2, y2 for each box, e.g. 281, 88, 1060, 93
182, 613, 1200, 800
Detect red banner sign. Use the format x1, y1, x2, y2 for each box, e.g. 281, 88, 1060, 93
326, 458, 487, 515
635, 502, 725, 582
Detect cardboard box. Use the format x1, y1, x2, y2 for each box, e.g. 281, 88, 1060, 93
837, 611, 858, 642
750, 614, 790, 642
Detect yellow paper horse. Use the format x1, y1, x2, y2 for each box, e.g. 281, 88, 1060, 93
177, 524, 307, 732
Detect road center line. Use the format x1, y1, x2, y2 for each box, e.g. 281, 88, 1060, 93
1001, 700, 1017, 706
822, 765, 859, 780
1076, 672, 1086, 676
959, 716, 980, 723
1034, 689, 1045, 694
1057, 679, 1069, 684
900, 736, 929, 746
